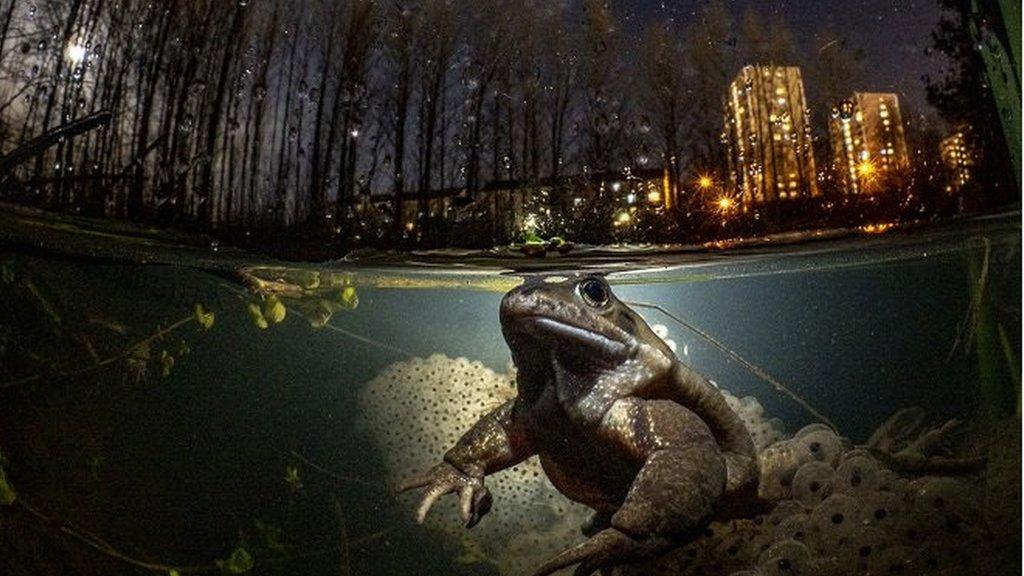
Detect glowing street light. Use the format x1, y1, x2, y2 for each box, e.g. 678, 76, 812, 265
856, 159, 876, 179
66, 43, 86, 64
716, 196, 734, 211
697, 174, 714, 190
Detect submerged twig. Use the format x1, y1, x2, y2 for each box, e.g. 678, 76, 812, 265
627, 301, 837, 430
15, 498, 213, 574
331, 495, 352, 576
0, 315, 195, 389
288, 450, 377, 488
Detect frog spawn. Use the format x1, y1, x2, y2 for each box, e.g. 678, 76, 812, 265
623, 423, 1011, 576
358, 354, 591, 574
359, 354, 795, 574
359, 354, 1015, 576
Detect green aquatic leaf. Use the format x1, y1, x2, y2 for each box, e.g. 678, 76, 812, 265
194, 304, 215, 330
169, 570, 180, 576
338, 286, 358, 310
284, 466, 302, 492
309, 301, 333, 328
247, 303, 268, 330
216, 547, 254, 574
160, 349, 175, 377
299, 270, 321, 290
523, 231, 544, 244
263, 294, 286, 324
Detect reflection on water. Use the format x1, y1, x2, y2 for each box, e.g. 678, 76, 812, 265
0, 215, 1019, 575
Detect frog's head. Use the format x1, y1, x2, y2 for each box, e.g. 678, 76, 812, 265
500, 274, 674, 391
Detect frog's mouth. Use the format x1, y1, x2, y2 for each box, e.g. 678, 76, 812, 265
518, 316, 630, 358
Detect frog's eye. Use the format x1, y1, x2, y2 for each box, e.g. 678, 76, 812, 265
578, 278, 609, 307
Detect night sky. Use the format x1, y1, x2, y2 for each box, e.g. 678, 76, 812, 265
612, 0, 948, 124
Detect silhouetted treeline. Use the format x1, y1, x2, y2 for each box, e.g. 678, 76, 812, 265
0, 0, 1013, 251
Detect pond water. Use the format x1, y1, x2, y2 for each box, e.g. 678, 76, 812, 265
0, 212, 1020, 576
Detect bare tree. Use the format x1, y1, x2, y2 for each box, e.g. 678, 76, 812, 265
639, 19, 686, 204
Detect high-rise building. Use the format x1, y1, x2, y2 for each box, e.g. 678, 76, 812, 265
723, 65, 818, 205
828, 92, 910, 194
940, 128, 976, 193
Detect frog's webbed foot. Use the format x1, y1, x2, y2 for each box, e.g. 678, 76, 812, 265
532, 527, 664, 576
396, 462, 492, 527
866, 409, 986, 474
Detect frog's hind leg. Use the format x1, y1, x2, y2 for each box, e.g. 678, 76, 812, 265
533, 400, 728, 576
581, 510, 613, 537
610, 437, 726, 539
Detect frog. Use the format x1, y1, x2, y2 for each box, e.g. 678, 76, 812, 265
399, 274, 758, 575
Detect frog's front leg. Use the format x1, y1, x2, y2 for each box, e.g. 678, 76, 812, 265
535, 399, 726, 576
398, 398, 533, 527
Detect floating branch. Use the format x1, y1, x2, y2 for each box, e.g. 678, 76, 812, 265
628, 300, 837, 430
0, 314, 195, 389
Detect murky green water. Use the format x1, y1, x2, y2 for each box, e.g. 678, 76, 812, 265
0, 213, 1020, 576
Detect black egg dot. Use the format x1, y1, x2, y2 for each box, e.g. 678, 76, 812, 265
933, 497, 945, 509
809, 442, 821, 453
874, 508, 887, 520
850, 473, 862, 486
831, 513, 844, 524
778, 558, 791, 571
859, 545, 873, 557
809, 481, 821, 492
794, 531, 805, 541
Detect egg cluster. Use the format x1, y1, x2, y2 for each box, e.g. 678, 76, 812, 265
360, 354, 802, 573
627, 423, 1013, 576
359, 354, 1016, 576
357, 354, 591, 574
722, 390, 787, 453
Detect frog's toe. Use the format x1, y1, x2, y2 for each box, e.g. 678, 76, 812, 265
458, 483, 492, 527
532, 528, 654, 576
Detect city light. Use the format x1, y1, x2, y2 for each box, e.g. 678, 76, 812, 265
66, 43, 87, 64
716, 196, 734, 211
697, 175, 714, 190
856, 159, 876, 179
614, 211, 631, 226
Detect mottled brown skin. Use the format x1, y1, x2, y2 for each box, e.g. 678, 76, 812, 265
399, 275, 758, 575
